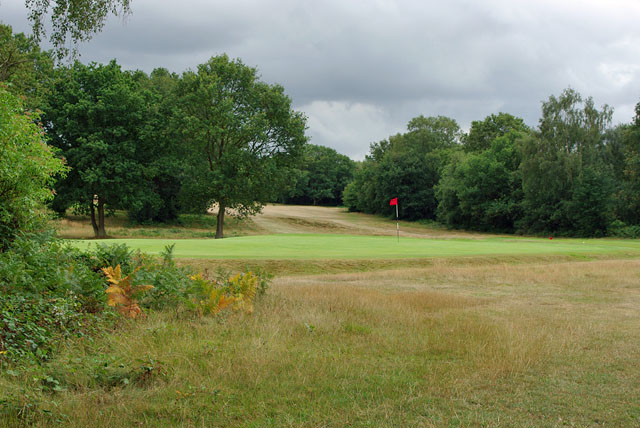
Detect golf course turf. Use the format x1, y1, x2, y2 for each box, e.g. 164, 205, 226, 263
70, 233, 640, 260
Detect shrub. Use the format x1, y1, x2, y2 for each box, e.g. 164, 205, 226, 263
0, 294, 87, 363
0, 86, 68, 250
0, 233, 105, 306
185, 268, 271, 316
608, 220, 640, 238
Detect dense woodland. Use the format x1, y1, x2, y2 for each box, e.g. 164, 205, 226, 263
2, 21, 640, 242
346, 96, 640, 237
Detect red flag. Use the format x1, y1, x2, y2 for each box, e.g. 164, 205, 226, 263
389, 197, 397, 206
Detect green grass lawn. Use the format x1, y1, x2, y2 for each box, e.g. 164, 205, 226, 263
70, 233, 640, 260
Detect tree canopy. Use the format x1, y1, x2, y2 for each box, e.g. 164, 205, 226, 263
44, 60, 152, 237
281, 144, 355, 206
0, 24, 54, 110
344, 116, 461, 220
177, 55, 308, 238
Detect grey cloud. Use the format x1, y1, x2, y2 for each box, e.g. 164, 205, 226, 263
2, 0, 640, 158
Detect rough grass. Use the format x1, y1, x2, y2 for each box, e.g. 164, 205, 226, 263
8, 207, 639, 426
2, 258, 640, 427
52, 211, 259, 239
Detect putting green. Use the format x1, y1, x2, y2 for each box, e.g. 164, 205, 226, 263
69, 234, 640, 260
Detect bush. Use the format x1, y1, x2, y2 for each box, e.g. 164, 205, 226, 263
0, 87, 67, 250
0, 294, 88, 363
183, 267, 271, 316
0, 233, 105, 305
608, 220, 640, 238
0, 237, 273, 365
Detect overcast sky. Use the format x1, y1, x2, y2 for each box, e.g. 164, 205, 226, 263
3, 0, 640, 159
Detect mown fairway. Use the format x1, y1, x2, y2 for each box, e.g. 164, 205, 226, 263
4, 206, 640, 427
71, 234, 640, 260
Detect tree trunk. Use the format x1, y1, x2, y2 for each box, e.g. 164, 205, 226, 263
215, 202, 225, 239
90, 201, 99, 237
97, 198, 107, 238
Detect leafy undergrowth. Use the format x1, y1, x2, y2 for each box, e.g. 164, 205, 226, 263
0, 236, 270, 367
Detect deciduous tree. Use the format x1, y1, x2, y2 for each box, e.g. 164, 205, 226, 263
177, 55, 307, 238
44, 60, 151, 237
283, 144, 355, 206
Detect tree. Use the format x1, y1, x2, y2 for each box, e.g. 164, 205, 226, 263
44, 60, 151, 237
0, 86, 67, 250
126, 68, 185, 223
344, 116, 461, 220
0, 24, 54, 110
283, 144, 355, 206
519, 88, 614, 236
177, 55, 308, 238
615, 102, 640, 225
23, 0, 131, 60
463, 112, 529, 152
436, 132, 524, 231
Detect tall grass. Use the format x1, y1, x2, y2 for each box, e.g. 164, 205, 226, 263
2, 258, 640, 426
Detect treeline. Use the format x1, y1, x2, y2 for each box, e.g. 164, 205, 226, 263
345, 92, 640, 237
3, 22, 640, 239
1, 24, 308, 239
277, 144, 355, 206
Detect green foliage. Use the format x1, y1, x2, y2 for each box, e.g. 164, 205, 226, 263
344, 116, 461, 220
127, 68, 185, 224
0, 294, 85, 363
436, 132, 524, 232
89, 243, 135, 273
0, 235, 105, 309
282, 144, 355, 206
0, 234, 272, 364
25, 0, 132, 60
0, 87, 67, 250
608, 220, 640, 238
463, 112, 530, 152
0, 232, 111, 363
0, 24, 54, 110
177, 54, 308, 238
44, 60, 155, 237
135, 246, 195, 310
613, 103, 640, 225
519, 89, 615, 236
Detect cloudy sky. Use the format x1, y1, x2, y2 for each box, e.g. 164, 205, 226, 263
3, 0, 640, 159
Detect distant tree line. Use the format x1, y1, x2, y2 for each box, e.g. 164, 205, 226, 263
345, 91, 640, 237
3, 20, 640, 239
277, 144, 355, 206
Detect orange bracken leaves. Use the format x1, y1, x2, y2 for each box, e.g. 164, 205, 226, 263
102, 264, 153, 319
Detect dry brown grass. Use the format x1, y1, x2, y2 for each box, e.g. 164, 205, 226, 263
52, 212, 259, 239
5, 257, 640, 427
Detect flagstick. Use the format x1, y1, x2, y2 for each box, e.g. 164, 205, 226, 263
396, 203, 399, 243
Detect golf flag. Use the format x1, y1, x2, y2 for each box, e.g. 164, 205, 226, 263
390, 198, 399, 242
